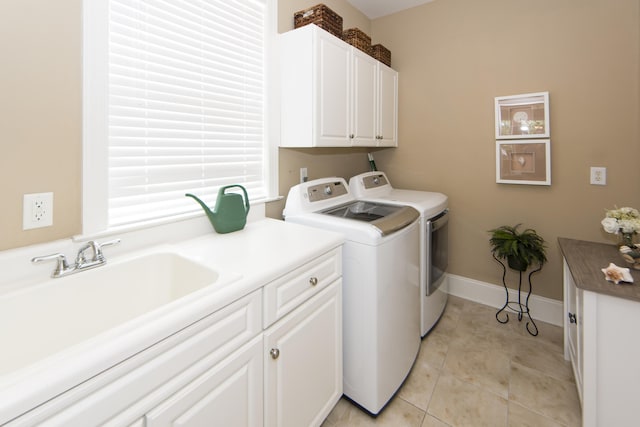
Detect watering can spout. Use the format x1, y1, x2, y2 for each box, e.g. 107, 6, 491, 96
185, 193, 214, 216
185, 185, 250, 234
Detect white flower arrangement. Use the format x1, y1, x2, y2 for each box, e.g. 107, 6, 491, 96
601, 207, 640, 235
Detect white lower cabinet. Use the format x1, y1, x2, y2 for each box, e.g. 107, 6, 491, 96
10, 248, 342, 427
563, 257, 640, 427
563, 260, 583, 401
9, 291, 263, 427
264, 282, 342, 427
142, 249, 342, 427
145, 335, 263, 427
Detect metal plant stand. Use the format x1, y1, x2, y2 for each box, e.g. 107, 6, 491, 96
493, 255, 542, 336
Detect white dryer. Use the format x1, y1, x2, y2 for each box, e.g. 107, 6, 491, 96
284, 177, 420, 415
349, 171, 449, 337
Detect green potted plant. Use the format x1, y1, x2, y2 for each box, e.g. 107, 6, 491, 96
489, 224, 547, 271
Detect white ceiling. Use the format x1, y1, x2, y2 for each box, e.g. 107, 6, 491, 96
346, 0, 434, 19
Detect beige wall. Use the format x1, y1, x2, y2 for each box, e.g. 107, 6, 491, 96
0, 0, 82, 250
2, 0, 639, 302
370, 0, 640, 299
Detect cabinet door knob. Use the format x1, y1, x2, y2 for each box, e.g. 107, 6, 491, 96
270, 348, 280, 359
568, 312, 577, 324
309, 276, 318, 286
349, 134, 354, 139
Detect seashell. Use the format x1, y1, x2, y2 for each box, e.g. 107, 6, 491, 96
621, 253, 636, 264
601, 263, 634, 284
620, 246, 633, 254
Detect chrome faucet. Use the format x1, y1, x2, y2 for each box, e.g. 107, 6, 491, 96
32, 239, 121, 278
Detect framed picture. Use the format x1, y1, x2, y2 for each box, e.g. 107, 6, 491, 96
496, 139, 551, 185
495, 92, 549, 139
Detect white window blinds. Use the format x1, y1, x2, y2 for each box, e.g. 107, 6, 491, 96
107, 0, 267, 227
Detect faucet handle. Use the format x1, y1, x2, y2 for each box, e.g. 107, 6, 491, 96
94, 239, 120, 262
99, 238, 121, 249
32, 253, 71, 278
81, 238, 121, 263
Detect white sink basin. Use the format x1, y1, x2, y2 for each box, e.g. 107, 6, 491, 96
0, 251, 237, 376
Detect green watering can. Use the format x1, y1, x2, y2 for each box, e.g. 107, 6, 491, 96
185, 185, 250, 234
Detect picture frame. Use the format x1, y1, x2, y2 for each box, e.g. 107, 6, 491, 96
496, 139, 551, 185
495, 92, 549, 139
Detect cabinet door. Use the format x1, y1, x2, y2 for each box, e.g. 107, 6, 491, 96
351, 49, 377, 146
377, 64, 398, 147
576, 287, 584, 397
264, 281, 342, 427
563, 260, 583, 404
145, 335, 263, 427
316, 32, 351, 147
565, 263, 578, 361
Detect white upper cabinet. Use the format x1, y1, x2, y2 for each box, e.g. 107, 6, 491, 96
377, 64, 399, 147
316, 34, 351, 146
351, 49, 377, 146
280, 25, 398, 148
280, 25, 351, 147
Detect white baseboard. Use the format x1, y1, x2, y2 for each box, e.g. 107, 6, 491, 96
447, 273, 563, 327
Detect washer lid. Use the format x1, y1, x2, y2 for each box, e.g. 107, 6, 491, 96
321, 201, 419, 236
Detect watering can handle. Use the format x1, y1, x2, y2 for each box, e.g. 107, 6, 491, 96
220, 185, 250, 214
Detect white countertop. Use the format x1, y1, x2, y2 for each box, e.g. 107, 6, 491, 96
0, 218, 344, 424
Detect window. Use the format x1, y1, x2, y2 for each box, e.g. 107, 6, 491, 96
83, 0, 277, 235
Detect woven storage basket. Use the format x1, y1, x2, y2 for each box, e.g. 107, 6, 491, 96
343, 28, 371, 54
371, 44, 391, 67
294, 4, 343, 39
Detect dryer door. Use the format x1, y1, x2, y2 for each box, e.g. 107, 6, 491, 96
427, 209, 449, 295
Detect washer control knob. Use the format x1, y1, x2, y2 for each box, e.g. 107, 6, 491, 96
324, 185, 333, 195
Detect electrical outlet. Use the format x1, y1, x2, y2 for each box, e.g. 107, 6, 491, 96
23, 192, 53, 230
300, 167, 308, 183
590, 167, 607, 185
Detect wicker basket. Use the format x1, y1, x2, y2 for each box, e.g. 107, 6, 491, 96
343, 28, 371, 54
371, 44, 391, 67
294, 4, 343, 39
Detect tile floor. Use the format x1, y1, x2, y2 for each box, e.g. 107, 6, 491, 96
321, 296, 581, 427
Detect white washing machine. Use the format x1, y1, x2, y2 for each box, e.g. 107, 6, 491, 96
283, 177, 420, 415
349, 171, 449, 337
